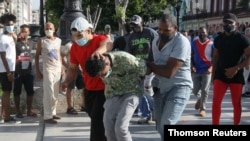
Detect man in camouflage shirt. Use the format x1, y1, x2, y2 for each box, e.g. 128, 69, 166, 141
85, 51, 152, 141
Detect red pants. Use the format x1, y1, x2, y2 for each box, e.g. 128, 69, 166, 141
212, 79, 242, 125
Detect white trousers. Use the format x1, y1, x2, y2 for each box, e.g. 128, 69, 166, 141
43, 69, 61, 119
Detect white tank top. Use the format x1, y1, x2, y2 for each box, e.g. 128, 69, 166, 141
41, 37, 62, 72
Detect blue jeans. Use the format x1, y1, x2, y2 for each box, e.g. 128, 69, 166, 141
154, 85, 191, 140
139, 95, 154, 118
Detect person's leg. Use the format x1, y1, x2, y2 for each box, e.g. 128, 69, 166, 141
115, 94, 139, 141
191, 73, 202, 110
157, 86, 191, 140
212, 79, 228, 125
13, 73, 22, 117
43, 71, 55, 120
23, 74, 35, 116
66, 79, 78, 114
229, 83, 243, 125
74, 72, 85, 111
103, 97, 119, 141
85, 90, 106, 141
51, 71, 61, 117
0, 73, 13, 121
199, 73, 212, 116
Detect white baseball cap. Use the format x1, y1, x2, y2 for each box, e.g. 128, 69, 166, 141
70, 17, 93, 32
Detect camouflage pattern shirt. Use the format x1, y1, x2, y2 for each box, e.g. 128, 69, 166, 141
102, 51, 147, 98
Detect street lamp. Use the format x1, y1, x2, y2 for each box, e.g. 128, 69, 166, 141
175, 0, 183, 30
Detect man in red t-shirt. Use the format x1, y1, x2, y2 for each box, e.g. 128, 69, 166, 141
61, 17, 113, 141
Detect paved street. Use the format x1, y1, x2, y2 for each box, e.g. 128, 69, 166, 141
0, 85, 250, 141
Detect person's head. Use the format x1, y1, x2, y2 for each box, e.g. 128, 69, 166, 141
19, 24, 30, 39
158, 13, 178, 44
104, 24, 111, 34
245, 27, 250, 38
181, 30, 188, 37
85, 55, 112, 78
124, 22, 132, 34
44, 22, 55, 38
198, 27, 208, 42
70, 17, 93, 46
130, 15, 143, 33
0, 13, 16, 34
223, 13, 237, 33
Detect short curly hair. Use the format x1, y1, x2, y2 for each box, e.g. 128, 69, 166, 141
0, 13, 16, 24
85, 57, 106, 77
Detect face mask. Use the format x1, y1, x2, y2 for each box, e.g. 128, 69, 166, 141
131, 26, 141, 33
223, 24, 235, 33
159, 33, 174, 44
76, 37, 88, 46
5, 25, 14, 33
104, 69, 112, 78
20, 33, 29, 39
45, 30, 54, 37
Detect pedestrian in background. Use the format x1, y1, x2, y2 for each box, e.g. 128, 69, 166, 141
242, 27, 250, 97
0, 13, 18, 123
127, 14, 158, 124
35, 22, 63, 124
147, 13, 193, 140
61, 17, 113, 141
14, 24, 37, 118
61, 41, 85, 114
191, 27, 214, 117
212, 13, 250, 125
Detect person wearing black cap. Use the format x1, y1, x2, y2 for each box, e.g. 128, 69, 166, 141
212, 12, 250, 125
126, 14, 158, 124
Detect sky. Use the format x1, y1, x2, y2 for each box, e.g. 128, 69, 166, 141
32, 0, 40, 10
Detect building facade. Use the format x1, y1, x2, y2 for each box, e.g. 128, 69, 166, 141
182, 0, 250, 34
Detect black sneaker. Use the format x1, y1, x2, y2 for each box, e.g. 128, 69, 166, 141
242, 92, 250, 97
3, 117, 21, 124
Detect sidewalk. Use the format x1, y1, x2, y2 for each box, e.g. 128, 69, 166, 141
0, 90, 249, 141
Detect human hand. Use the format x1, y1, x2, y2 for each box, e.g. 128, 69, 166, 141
36, 71, 43, 79
61, 81, 68, 92
225, 67, 239, 79
91, 51, 105, 60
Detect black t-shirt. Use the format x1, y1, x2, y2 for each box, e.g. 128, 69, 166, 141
214, 31, 250, 83
15, 40, 35, 75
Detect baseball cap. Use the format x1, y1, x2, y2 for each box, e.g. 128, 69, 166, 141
223, 13, 237, 23
130, 15, 142, 25
105, 24, 111, 29
70, 17, 93, 32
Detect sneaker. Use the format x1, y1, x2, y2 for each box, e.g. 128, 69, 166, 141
195, 99, 201, 110
137, 117, 154, 124
3, 117, 21, 124
199, 110, 206, 117
242, 92, 250, 97
16, 113, 24, 118
53, 115, 61, 120
44, 118, 57, 124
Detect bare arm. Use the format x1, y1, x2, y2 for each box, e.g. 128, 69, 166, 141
212, 48, 219, 78
61, 63, 78, 91
148, 57, 184, 79
35, 38, 42, 79
91, 38, 113, 59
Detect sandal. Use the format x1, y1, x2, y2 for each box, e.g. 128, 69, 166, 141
66, 108, 78, 115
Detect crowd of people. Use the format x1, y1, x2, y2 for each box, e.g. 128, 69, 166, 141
1, 11, 250, 141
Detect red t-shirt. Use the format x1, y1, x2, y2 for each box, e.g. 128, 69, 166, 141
70, 34, 107, 90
